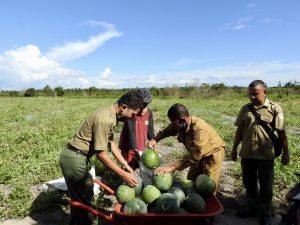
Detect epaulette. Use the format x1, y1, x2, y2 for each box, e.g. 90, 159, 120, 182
269, 100, 282, 112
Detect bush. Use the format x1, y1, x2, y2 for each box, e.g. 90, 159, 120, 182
24, 88, 36, 97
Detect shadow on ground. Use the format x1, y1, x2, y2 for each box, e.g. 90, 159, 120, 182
29, 190, 69, 225
28, 188, 119, 225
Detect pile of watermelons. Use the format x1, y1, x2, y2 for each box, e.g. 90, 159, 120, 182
115, 149, 216, 214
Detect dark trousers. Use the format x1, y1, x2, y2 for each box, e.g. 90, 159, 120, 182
60, 147, 98, 225
241, 158, 274, 217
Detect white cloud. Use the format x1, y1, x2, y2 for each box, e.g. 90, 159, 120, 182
246, 3, 255, 8
220, 16, 253, 31
0, 21, 123, 90
87, 20, 116, 30
46, 21, 122, 63
0, 45, 299, 90
173, 58, 206, 67
0, 44, 93, 90
261, 18, 281, 24
109, 62, 300, 88
101, 67, 112, 79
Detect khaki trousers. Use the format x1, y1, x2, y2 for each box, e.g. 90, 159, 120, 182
187, 147, 225, 189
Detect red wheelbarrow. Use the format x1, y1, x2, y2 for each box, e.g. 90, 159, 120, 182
56, 179, 224, 225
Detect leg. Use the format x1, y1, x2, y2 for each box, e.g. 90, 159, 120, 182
236, 158, 259, 218
258, 159, 274, 225
201, 147, 225, 187
60, 148, 98, 225
241, 158, 259, 207
187, 162, 202, 182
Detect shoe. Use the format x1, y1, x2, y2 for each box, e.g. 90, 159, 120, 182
259, 215, 273, 225
236, 207, 258, 218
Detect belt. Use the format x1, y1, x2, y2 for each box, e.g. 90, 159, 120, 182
66, 144, 88, 157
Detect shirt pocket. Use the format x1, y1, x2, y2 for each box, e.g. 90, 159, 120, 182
260, 114, 273, 124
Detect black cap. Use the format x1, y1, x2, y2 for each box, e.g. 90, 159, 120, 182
138, 88, 152, 104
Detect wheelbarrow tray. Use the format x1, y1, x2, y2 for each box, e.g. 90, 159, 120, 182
112, 194, 223, 225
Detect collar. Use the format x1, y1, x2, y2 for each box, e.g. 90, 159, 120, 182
185, 115, 193, 133
255, 97, 270, 109
109, 104, 118, 126
263, 98, 270, 107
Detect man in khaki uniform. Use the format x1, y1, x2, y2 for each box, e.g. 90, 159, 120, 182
231, 80, 290, 225
60, 90, 144, 225
149, 103, 226, 187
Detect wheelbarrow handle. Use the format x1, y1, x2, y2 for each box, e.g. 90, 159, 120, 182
67, 200, 122, 225
93, 179, 115, 195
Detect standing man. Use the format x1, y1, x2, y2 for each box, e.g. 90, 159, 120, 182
118, 88, 155, 170
59, 90, 144, 225
231, 80, 290, 225
149, 103, 226, 188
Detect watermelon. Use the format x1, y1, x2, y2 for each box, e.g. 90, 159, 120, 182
183, 193, 206, 214
141, 185, 161, 204
116, 184, 135, 203
171, 179, 184, 190
167, 187, 185, 204
141, 149, 161, 169
195, 174, 216, 196
123, 198, 148, 214
152, 173, 173, 191
175, 208, 189, 214
156, 193, 180, 214
148, 206, 159, 213
179, 179, 196, 195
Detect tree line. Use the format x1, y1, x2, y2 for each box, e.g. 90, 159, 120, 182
0, 80, 299, 100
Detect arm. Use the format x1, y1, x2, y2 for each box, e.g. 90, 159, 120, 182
147, 109, 155, 140
148, 124, 177, 149
154, 160, 182, 174
96, 150, 137, 187
277, 130, 290, 165
155, 127, 204, 174
231, 126, 243, 161
110, 141, 136, 174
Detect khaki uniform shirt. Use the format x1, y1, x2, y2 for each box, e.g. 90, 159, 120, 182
235, 98, 284, 160
156, 115, 226, 170
69, 104, 117, 154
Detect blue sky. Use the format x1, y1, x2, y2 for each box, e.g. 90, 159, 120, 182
0, 0, 299, 90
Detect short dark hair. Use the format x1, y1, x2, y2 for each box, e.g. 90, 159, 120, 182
248, 80, 267, 89
117, 90, 144, 110
167, 103, 189, 121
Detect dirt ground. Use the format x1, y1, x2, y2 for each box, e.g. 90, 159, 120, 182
0, 160, 283, 225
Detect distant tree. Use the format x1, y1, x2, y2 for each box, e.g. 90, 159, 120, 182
88, 86, 97, 96
277, 81, 282, 87
24, 88, 36, 97
54, 86, 65, 96
284, 80, 295, 88
232, 85, 244, 94
149, 87, 159, 97
201, 83, 210, 88
43, 85, 53, 96
9, 91, 19, 97
211, 83, 227, 90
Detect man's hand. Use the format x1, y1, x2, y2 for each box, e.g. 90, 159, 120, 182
148, 139, 157, 149
122, 172, 138, 187
231, 148, 238, 162
281, 152, 290, 165
123, 162, 137, 175
154, 164, 176, 174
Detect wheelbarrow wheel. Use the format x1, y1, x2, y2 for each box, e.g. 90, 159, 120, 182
202, 217, 215, 225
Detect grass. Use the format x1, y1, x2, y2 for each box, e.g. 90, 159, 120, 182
0, 96, 299, 219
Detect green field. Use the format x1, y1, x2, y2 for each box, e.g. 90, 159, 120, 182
0, 96, 299, 219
